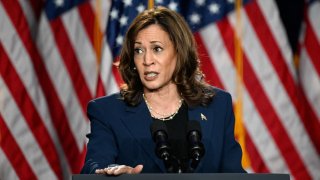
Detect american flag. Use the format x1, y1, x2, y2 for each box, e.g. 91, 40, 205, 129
0, 0, 110, 179
0, 0, 319, 179
299, 3, 320, 177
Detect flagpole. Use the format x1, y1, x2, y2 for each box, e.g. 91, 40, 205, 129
148, 0, 154, 9
234, 0, 251, 169
94, 0, 107, 97
94, 0, 103, 67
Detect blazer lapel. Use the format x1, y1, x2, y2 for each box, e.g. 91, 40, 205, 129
188, 106, 212, 139
120, 101, 166, 172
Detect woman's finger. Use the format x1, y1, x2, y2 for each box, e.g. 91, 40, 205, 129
106, 165, 122, 174
130, 165, 143, 174
113, 166, 130, 175
95, 164, 143, 175
95, 168, 109, 174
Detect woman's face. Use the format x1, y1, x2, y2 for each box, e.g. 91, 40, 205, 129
133, 24, 177, 92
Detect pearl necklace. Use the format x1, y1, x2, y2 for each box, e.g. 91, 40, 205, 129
143, 93, 183, 121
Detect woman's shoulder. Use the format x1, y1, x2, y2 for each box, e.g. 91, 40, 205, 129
210, 86, 232, 104
87, 92, 125, 109
211, 86, 231, 97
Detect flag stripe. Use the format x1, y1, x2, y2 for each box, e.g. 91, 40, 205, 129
196, 31, 271, 173
308, 2, 320, 42
17, 0, 37, 39
257, 0, 320, 152
0, 42, 63, 179
0, 114, 37, 180
49, 17, 93, 113
78, 1, 96, 49
77, 1, 108, 98
112, 61, 124, 87
0, 149, 20, 180
37, 17, 87, 172
2, 1, 320, 179
37, 20, 88, 153
61, 6, 97, 96
1, 0, 85, 174
245, 1, 320, 156
246, 0, 316, 118
92, 0, 113, 97
217, 18, 311, 179
242, 88, 290, 174
194, 33, 225, 88
0, 4, 73, 177
35, 28, 84, 174
106, 74, 120, 95
245, 1, 296, 92
0, 74, 57, 179
245, 131, 269, 173
300, 0, 320, 121
198, 25, 237, 95
299, 49, 320, 120
96, 75, 107, 96
0, 2, 66, 174
199, 24, 290, 174
256, 0, 296, 79
235, 4, 320, 177
246, 0, 320, 160
256, 1, 320, 154
304, 19, 320, 78
101, 43, 120, 94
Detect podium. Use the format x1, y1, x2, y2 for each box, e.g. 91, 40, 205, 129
73, 173, 289, 180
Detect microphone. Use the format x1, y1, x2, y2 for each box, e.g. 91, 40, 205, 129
187, 120, 205, 171
150, 120, 171, 162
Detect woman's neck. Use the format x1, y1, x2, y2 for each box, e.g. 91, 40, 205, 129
143, 83, 182, 118
144, 83, 179, 102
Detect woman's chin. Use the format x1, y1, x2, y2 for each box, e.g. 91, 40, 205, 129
143, 81, 176, 92
144, 85, 160, 92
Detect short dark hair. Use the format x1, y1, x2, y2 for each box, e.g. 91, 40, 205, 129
119, 6, 214, 107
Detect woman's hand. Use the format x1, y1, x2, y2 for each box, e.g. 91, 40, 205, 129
95, 164, 143, 175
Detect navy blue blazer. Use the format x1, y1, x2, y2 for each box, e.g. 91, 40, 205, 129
81, 88, 245, 174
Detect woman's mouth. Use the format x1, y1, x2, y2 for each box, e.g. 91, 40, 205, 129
144, 72, 159, 80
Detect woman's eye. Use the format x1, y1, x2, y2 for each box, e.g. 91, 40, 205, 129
154, 46, 163, 52
134, 48, 143, 54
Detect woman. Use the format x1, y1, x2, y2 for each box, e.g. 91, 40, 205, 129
81, 6, 245, 175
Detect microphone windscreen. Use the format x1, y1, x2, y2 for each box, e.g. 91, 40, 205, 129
187, 120, 202, 136
150, 120, 168, 138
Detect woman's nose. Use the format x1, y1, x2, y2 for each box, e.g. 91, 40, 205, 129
143, 51, 155, 66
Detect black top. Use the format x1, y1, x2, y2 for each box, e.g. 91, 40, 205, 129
152, 103, 189, 172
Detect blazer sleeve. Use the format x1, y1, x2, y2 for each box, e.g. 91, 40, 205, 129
220, 93, 246, 173
81, 100, 118, 174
